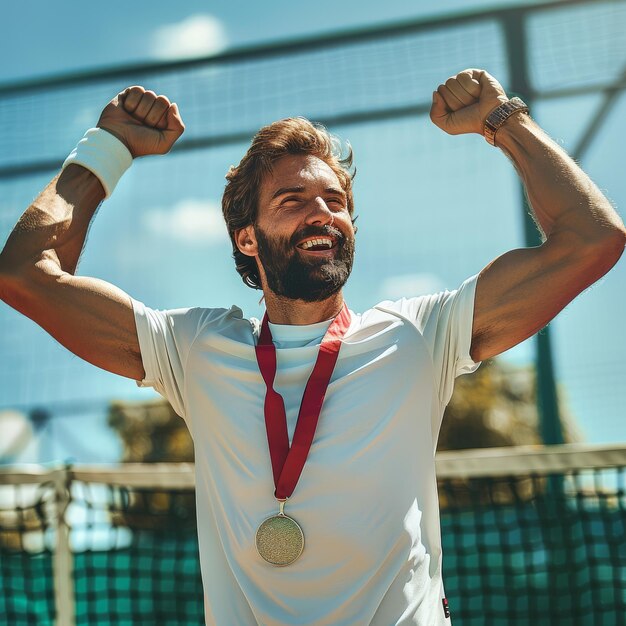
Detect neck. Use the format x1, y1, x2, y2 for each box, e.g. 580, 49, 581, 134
262, 290, 344, 325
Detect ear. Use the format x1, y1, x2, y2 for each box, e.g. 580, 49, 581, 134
235, 225, 258, 257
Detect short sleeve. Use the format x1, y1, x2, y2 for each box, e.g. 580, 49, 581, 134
131, 298, 229, 421
376, 274, 482, 409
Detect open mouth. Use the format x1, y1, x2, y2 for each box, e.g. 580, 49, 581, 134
296, 236, 337, 252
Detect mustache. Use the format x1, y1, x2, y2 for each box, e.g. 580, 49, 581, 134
289, 224, 345, 247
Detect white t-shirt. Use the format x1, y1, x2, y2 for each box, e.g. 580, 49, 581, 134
131, 274, 481, 626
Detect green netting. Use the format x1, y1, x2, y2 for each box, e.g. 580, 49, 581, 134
73, 538, 203, 626
69, 483, 201, 626
0, 553, 54, 626
440, 469, 626, 625
0, 483, 55, 626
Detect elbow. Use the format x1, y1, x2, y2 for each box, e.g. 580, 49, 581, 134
595, 227, 626, 254
590, 207, 626, 253
583, 228, 626, 276
616, 227, 626, 249
0, 242, 27, 287
0, 263, 22, 306
612, 228, 626, 264
0, 251, 16, 301
0, 254, 28, 306
0, 253, 51, 307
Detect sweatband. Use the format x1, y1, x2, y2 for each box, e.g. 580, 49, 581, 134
62, 128, 133, 198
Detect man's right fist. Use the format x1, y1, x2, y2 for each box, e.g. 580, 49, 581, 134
97, 86, 185, 158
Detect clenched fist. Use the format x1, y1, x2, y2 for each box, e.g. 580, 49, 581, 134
430, 69, 509, 136
97, 86, 185, 158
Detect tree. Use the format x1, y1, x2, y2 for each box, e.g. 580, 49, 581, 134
438, 358, 581, 451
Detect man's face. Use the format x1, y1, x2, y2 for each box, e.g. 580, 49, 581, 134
249, 154, 356, 302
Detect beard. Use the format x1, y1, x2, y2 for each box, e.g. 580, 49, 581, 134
254, 222, 355, 302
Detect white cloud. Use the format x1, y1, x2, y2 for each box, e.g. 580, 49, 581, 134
143, 198, 225, 245
151, 15, 227, 59
379, 273, 447, 301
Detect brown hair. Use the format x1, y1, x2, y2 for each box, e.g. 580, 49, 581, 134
222, 117, 356, 289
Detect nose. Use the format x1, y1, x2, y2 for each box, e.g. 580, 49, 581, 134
305, 197, 333, 226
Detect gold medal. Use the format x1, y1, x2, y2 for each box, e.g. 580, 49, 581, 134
255, 499, 304, 566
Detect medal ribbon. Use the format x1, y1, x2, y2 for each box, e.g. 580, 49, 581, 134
255, 303, 351, 501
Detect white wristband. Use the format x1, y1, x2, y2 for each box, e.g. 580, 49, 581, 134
62, 128, 133, 198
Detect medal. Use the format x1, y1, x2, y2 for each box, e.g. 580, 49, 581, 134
254, 303, 351, 566
255, 499, 304, 566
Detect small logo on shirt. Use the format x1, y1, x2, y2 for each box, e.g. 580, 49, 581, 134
442, 598, 451, 619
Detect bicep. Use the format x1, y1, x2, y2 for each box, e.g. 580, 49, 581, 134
6, 262, 144, 380
471, 229, 621, 362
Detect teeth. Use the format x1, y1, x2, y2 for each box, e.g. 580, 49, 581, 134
301, 238, 333, 249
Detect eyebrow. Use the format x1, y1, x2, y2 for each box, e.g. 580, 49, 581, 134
271, 186, 346, 200
271, 186, 305, 200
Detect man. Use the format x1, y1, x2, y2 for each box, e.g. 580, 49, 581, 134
0, 69, 624, 625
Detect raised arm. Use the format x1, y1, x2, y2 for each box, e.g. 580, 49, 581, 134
430, 69, 626, 362
0, 87, 184, 379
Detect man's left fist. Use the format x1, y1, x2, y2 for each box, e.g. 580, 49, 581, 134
430, 69, 509, 136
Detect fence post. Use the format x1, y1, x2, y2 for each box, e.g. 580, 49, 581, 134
52, 466, 75, 626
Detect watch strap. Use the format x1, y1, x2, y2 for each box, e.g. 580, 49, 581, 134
483, 97, 529, 146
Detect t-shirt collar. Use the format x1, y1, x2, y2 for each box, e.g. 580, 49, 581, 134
267, 317, 333, 345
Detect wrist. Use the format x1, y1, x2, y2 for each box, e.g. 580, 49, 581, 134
96, 125, 133, 156
58, 163, 107, 202
493, 112, 535, 150
62, 128, 133, 198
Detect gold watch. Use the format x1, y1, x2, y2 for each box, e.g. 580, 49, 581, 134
483, 97, 529, 146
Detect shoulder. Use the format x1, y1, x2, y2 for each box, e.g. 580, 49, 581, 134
131, 299, 250, 342
360, 274, 479, 333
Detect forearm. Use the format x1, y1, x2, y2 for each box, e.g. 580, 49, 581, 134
496, 114, 626, 245
0, 164, 105, 280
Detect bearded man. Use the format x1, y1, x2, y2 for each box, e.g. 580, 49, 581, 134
1, 69, 624, 625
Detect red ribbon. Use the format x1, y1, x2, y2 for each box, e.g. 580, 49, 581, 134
255, 304, 351, 501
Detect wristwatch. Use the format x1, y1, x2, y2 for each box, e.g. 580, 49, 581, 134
483, 97, 529, 146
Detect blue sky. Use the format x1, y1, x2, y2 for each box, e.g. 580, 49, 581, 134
1, 0, 625, 462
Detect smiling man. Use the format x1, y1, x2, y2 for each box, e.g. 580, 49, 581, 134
1, 69, 624, 625
237, 153, 355, 309
227, 133, 357, 319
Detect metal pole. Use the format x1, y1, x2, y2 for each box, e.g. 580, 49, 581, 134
502, 10, 565, 446
52, 466, 75, 626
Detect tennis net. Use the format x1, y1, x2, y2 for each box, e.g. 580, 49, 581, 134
0, 444, 624, 625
